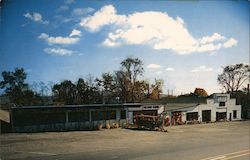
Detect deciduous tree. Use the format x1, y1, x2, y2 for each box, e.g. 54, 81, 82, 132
118, 57, 144, 102
96, 73, 116, 103
218, 64, 249, 92
0, 68, 41, 105
149, 79, 164, 99
52, 80, 76, 105
194, 88, 208, 97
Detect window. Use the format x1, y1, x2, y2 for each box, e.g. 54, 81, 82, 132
217, 96, 227, 102
110, 110, 116, 119
219, 102, 225, 106
233, 110, 237, 119
100, 111, 107, 120
91, 111, 99, 121
121, 110, 126, 119
68, 111, 89, 122
186, 112, 198, 121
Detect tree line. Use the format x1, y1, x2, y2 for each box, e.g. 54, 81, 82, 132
0, 57, 164, 106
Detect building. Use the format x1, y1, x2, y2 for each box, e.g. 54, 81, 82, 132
0, 109, 11, 133
10, 104, 127, 132
4, 93, 242, 133
165, 93, 241, 124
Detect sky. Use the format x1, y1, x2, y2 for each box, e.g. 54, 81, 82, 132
0, 0, 249, 95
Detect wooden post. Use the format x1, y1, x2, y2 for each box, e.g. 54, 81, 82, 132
169, 111, 172, 126
65, 111, 69, 123
89, 110, 92, 122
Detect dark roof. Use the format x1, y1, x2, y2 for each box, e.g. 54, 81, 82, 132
11, 99, 206, 110
13, 104, 125, 109
12, 103, 150, 109
143, 97, 207, 104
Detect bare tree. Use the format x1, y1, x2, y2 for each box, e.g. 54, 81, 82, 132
38, 82, 49, 96
121, 57, 144, 84
149, 79, 164, 99
218, 64, 250, 92
120, 57, 144, 102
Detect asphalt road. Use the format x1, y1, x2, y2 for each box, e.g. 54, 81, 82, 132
1, 121, 249, 160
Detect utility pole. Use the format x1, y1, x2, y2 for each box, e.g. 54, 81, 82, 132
248, 84, 249, 95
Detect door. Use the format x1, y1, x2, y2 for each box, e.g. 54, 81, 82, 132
216, 112, 227, 121
202, 110, 211, 122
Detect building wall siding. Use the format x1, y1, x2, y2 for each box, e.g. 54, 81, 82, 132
11, 106, 127, 132
167, 94, 241, 124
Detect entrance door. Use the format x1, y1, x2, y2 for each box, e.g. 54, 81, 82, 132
172, 111, 182, 125
202, 110, 211, 122
216, 112, 227, 121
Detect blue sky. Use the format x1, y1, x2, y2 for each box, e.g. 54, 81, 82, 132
0, 0, 249, 95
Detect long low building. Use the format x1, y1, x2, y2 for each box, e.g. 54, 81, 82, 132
10, 104, 127, 132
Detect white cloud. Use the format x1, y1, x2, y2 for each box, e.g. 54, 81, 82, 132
216, 68, 223, 73
199, 33, 225, 44
80, 5, 126, 32
80, 5, 238, 54
54, 15, 73, 23
39, 29, 81, 45
44, 48, 74, 56
147, 64, 162, 69
23, 12, 49, 24
103, 38, 120, 47
176, 16, 184, 24
69, 29, 81, 37
72, 7, 95, 16
196, 43, 222, 53
165, 67, 175, 71
191, 66, 213, 73
156, 71, 163, 75
65, 0, 74, 4
223, 38, 238, 48
57, 6, 69, 12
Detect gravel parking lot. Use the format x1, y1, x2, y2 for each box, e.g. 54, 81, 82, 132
1, 121, 249, 160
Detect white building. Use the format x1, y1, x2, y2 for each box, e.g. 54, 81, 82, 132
166, 93, 241, 124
